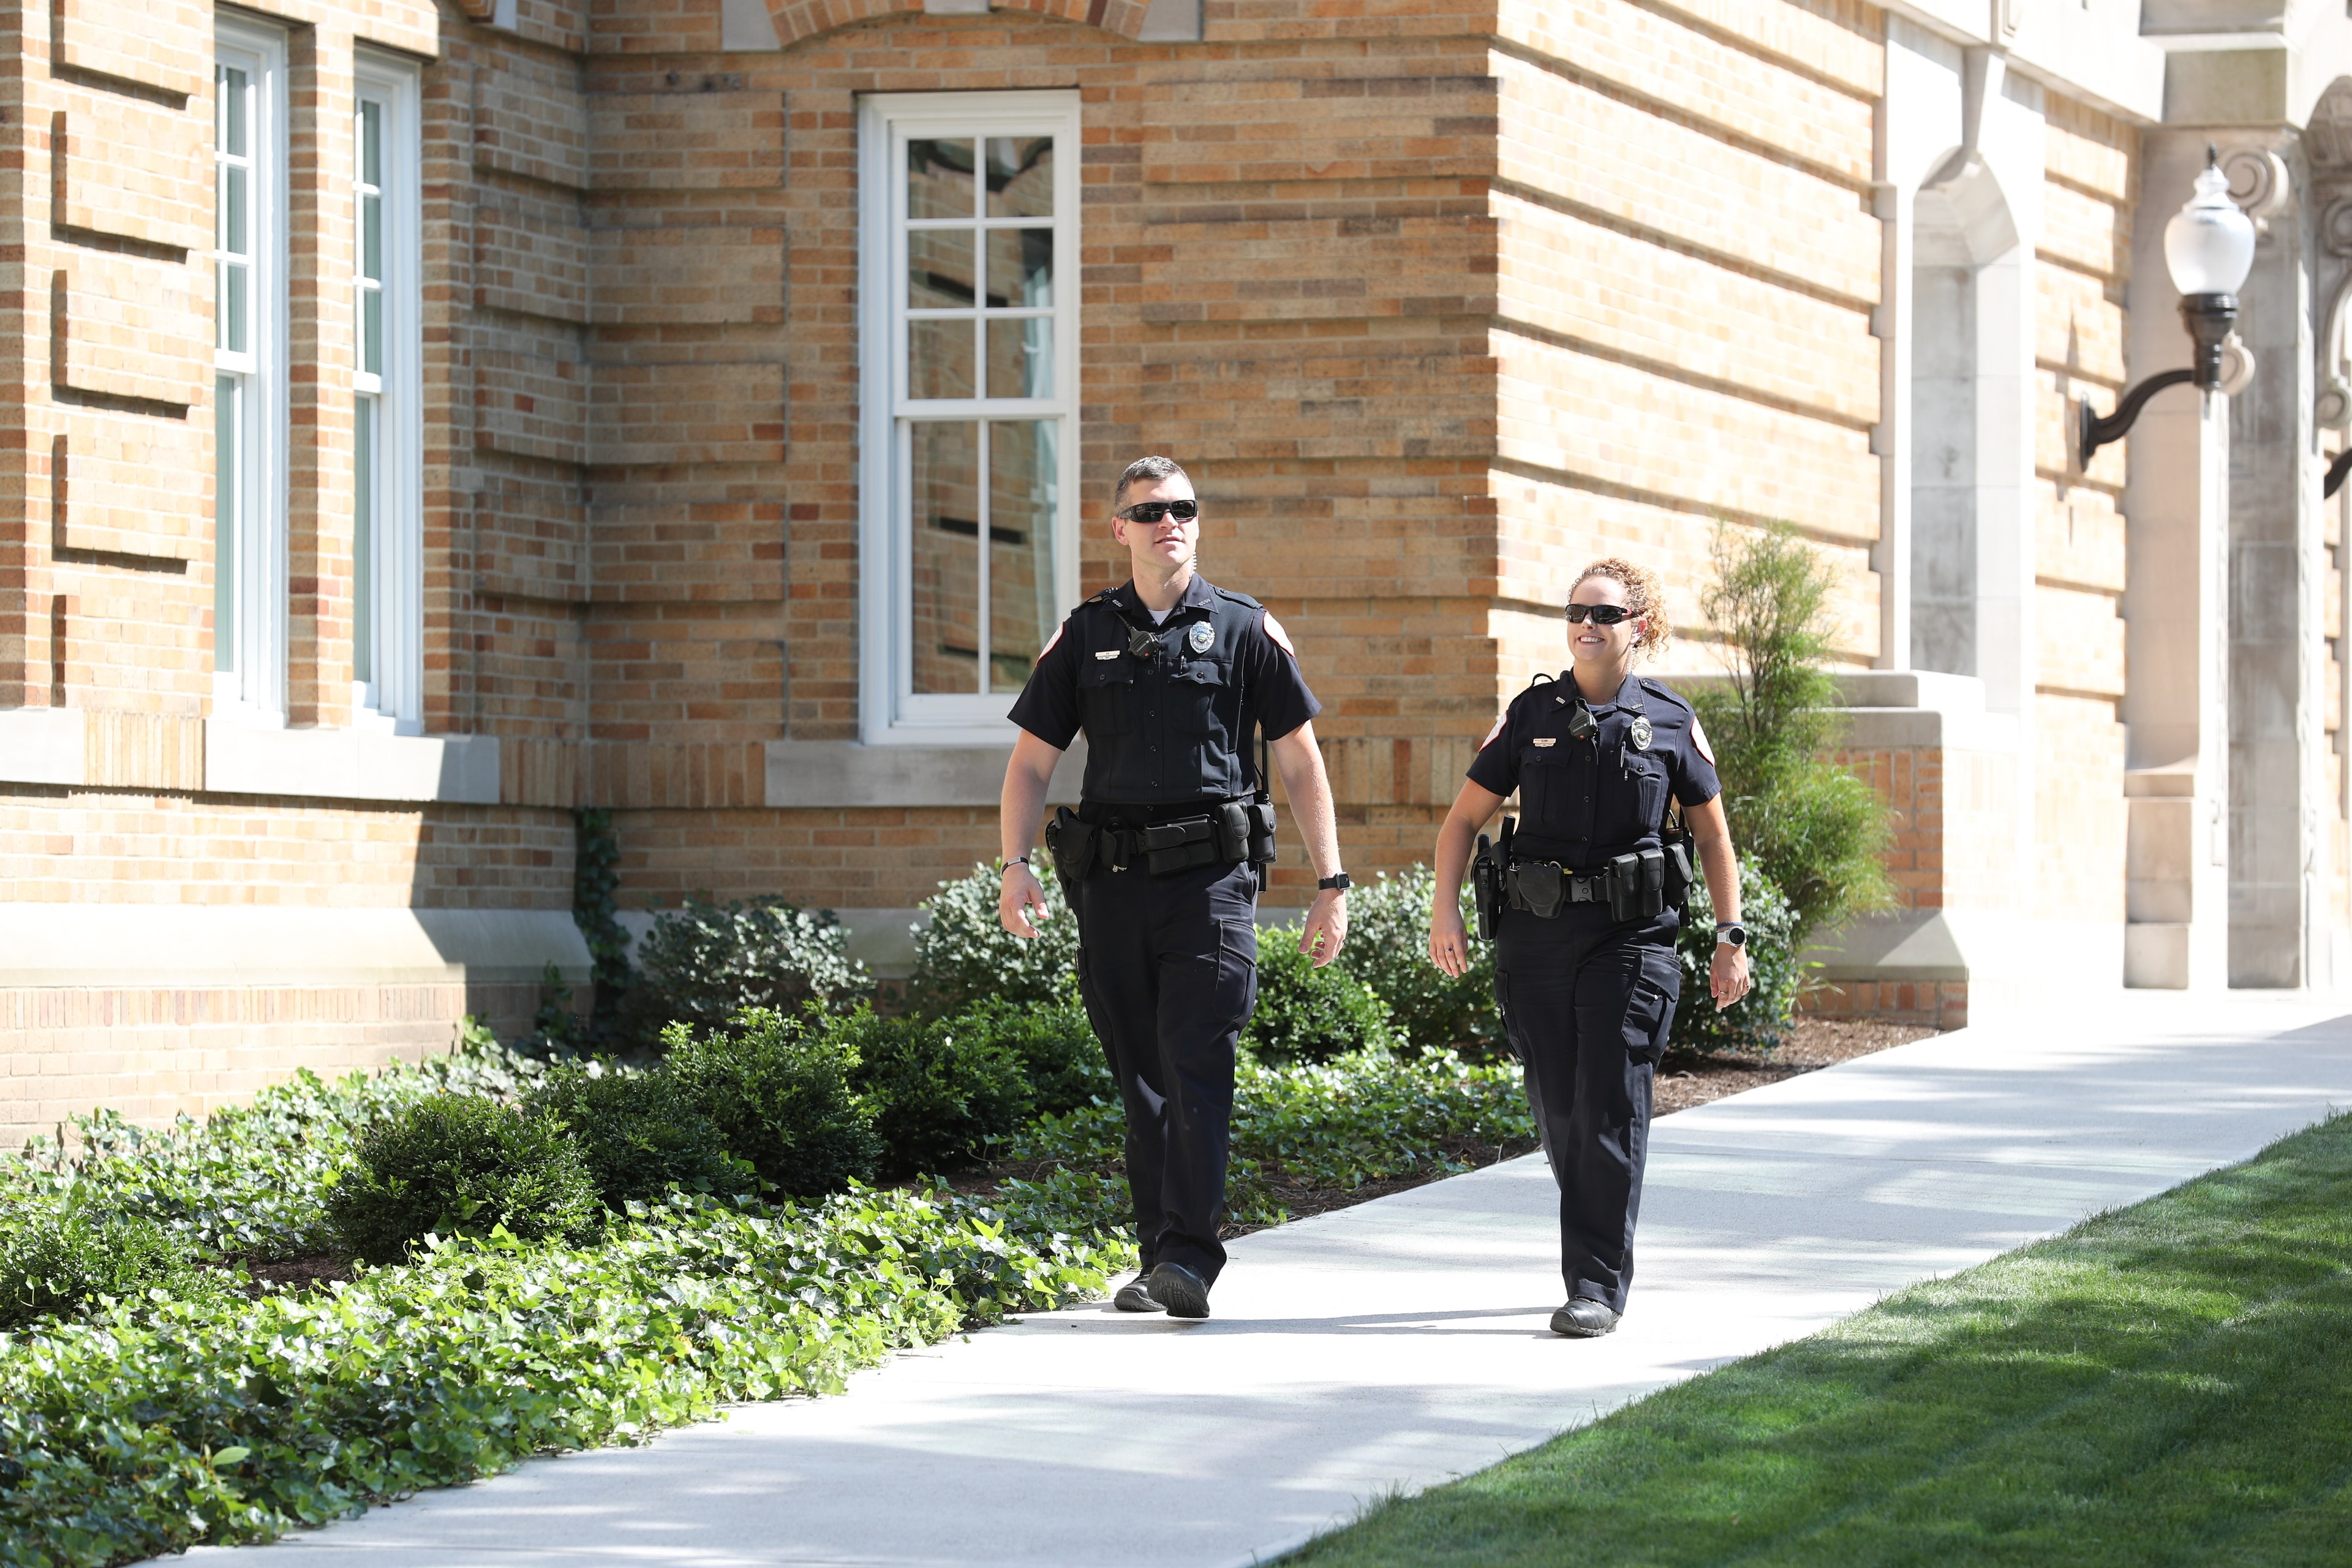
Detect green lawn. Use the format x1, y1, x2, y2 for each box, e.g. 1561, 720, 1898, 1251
1284, 1112, 2352, 1568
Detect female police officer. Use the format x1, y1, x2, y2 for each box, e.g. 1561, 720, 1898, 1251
1427, 559, 1750, 1338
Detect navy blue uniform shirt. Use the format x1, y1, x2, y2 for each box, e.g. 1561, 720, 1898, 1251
1466, 671, 1721, 867
1009, 573, 1321, 806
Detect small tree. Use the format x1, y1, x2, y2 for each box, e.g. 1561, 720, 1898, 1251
1692, 521, 1893, 944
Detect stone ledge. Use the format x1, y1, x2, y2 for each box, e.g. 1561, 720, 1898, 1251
0, 904, 589, 989
0, 712, 505, 804
765, 739, 1088, 809
205, 722, 502, 804
0, 710, 84, 786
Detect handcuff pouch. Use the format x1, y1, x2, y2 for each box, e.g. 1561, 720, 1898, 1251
1513, 860, 1566, 920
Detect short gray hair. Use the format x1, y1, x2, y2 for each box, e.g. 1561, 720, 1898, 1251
1113, 455, 1190, 510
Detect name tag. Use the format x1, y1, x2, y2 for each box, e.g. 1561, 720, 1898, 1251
1532, 737, 1556, 747
1094, 650, 1121, 660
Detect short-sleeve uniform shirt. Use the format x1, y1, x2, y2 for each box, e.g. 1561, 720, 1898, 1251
1466, 671, 1720, 866
1009, 573, 1320, 805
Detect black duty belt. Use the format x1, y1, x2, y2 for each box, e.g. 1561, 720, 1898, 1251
1504, 859, 1615, 920
1049, 798, 1276, 880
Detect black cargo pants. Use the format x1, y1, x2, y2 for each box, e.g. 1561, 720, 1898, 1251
1072, 854, 1261, 1285
1494, 904, 1681, 1313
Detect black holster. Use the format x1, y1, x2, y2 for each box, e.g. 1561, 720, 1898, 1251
1044, 807, 1096, 895
1471, 834, 1500, 941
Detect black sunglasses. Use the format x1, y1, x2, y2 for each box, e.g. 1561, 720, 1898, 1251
1565, 603, 1635, 625
1116, 500, 1199, 524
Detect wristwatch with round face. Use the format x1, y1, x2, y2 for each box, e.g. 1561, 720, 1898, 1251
1318, 872, 1352, 892
1715, 922, 1748, 948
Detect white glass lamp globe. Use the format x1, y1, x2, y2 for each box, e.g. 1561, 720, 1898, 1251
2164, 160, 2256, 297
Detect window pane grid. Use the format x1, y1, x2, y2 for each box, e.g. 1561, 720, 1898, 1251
864, 96, 1076, 736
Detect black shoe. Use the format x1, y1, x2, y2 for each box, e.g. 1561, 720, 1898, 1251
1113, 1273, 1162, 1313
1149, 1261, 1212, 1320
1550, 1299, 1619, 1338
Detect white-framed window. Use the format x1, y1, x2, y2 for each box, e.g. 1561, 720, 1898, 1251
213, 20, 288, 721
352, 53, 423, 734
859, 91, 1081, 744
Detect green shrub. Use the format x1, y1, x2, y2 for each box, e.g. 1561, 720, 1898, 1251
1692, 521, 1894, 944
1334, 866, 1501, 1054
832, 1008, 1031, 1180
527, 1064, 752, 1210
325, 1095, 600, 1264
666, 1008, 880, 1199
625, 895, 867, 1045
1243, 925, 1403, 1063
0, 1189, 228, 1331
1672, 863, 1802, 1056
907, 862, 1081, 1016
951, 997, 1112, 1118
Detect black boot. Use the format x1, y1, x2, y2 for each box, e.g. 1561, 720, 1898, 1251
1550, 1299, 1619, 1338
1149, 1261, 1212, 1320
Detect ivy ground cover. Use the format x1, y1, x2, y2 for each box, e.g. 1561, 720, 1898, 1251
0, 1040, 1531, 1567
1283, 1112, 2352, 1568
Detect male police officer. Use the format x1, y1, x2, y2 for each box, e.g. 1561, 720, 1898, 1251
997, 455, 1351, 1321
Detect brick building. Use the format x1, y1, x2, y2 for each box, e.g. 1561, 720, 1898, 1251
4, 0, 2351, 1143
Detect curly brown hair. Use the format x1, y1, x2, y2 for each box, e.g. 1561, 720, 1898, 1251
1572, 557, 1672, 660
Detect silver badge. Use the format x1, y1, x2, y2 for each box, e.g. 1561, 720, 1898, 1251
1188, 619, 1214, 654
1629, 715, 1654, 752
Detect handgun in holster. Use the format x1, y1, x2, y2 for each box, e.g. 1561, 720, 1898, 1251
1661, 796, 1696, 910
1471, 833, 1500, 941
1042, 806, 1096, 901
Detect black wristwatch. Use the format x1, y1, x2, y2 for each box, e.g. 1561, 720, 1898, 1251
1714, 921, 1748, 948
1318, 872, 1353, 892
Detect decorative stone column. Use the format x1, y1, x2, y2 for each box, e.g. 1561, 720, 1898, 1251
2122, 133, 2234, 990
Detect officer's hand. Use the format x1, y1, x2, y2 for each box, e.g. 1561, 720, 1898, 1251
1428, 904, 1471, 978
1299, 889, 1348, 968
999, 862, 1051, 940
1710, 940, 1751, 1011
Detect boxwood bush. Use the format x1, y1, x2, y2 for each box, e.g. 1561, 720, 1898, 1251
951, 997, 1110, 1119
1241, 925, 1403, 1063
527, 1063, 753, 1211
665, 1008, 881, 1199
832, 1008, 1031, 1181
907, 863, 1080, 1016
626, 895, 866, 1045
1672, 862, 1801, 1055
1333, 866, 1500, 1054
325, 1094, 601, 1264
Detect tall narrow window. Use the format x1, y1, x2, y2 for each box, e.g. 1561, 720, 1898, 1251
213, 21, 287, 718
859, 92, 1080, 742
353, 54, 422, 733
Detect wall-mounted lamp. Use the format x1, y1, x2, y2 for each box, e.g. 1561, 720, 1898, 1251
2077, 147, 2257, 470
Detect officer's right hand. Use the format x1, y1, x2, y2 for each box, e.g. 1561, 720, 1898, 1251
1428, 903, 1472, 978
999, 862, 1052, 939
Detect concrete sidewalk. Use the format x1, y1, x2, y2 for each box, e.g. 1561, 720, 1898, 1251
182, 993, 2352, 1568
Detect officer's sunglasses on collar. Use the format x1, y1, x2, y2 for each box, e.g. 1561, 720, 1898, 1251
1115, 500, 1199, 524
1565, 603, 1635, 625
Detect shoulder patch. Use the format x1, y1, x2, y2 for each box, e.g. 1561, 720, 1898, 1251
1478, 714, 1506, 750
1691, 715, 1716, 766
1637, 676, 1693, 714
1262, 611, 1297, 655
1035, 622, 1065, 663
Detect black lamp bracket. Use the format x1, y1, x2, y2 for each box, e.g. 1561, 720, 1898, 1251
2075, 293, 2240, 470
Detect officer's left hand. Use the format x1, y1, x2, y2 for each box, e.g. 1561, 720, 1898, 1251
1298, 888, 1348, 968
1710, 940, 1751, 1011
